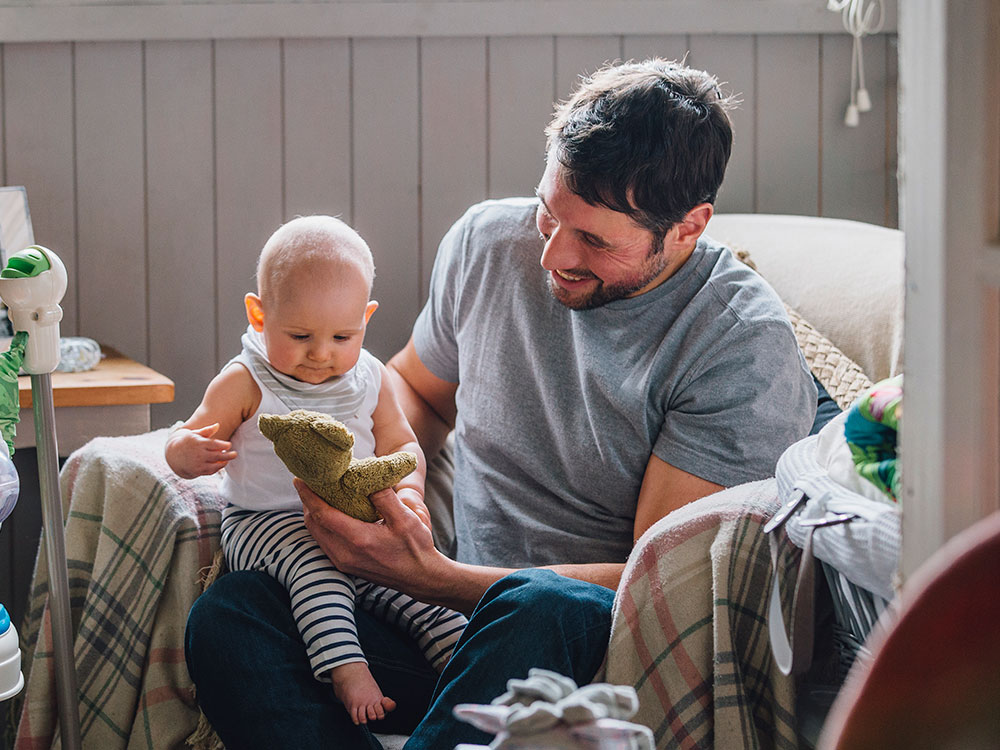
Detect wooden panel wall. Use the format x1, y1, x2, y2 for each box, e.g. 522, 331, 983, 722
0, 31, 899, 430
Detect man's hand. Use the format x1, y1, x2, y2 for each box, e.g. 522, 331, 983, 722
298, 479, 444, 598
165, 423, 237, 479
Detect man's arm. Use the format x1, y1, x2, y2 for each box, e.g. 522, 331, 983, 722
386, 337, 457, 462
548, 455, 723, 590
299, 480, 509, 615
632, 454, 724, 541
299, 451, 723, 612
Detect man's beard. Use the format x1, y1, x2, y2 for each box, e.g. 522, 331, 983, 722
546, 245, 670, 310
547, 273, 649, 310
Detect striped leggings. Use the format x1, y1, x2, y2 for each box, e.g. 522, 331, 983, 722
221, 506, 468, 681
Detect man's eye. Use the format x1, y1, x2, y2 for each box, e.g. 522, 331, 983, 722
536, 210, 554, 241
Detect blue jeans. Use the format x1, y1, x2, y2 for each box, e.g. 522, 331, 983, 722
185, 568, 614, 749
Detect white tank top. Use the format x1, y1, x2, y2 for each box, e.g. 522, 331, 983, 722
220, 350, 382, 511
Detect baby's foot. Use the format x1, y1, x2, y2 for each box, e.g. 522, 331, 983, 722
330, 661, 397, 725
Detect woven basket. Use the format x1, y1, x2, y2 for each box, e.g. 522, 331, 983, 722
785, 305, 873, 411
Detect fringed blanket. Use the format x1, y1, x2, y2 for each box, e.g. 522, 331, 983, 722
605, 479, 801, 750
13, 429, 226, 750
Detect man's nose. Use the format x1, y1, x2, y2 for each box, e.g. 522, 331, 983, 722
539, 228, 580, 271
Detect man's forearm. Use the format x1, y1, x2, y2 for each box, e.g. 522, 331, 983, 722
410, 558, 624, 615
408, 558, 516, 615
545, 562, 624, 592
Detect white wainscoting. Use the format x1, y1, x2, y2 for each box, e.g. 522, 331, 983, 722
0, 10, 898, 430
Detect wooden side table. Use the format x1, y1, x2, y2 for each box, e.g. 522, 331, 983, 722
14, 346, 174, 455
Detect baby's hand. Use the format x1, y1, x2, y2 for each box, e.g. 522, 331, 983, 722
165, 423, 237, 479
394, 488, 433, 531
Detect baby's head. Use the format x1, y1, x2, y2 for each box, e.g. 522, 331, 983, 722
245, 216, 379, 384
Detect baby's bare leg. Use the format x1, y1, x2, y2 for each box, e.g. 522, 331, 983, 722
330, 661, 397, 725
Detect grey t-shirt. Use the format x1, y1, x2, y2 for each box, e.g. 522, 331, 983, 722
413, 198, 816, 568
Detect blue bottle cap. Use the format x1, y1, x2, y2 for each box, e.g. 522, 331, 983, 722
0, 604, 9, 635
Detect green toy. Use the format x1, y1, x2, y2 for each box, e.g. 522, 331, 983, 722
258, 409, 417, 523
0, 332, 27, 456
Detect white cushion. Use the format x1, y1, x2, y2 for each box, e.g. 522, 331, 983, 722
705, 213, 904, 382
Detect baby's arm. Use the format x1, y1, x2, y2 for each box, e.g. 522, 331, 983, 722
371, 362, 430, 529
165, 364, 258, 479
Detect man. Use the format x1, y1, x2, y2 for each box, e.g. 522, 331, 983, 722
185, 59, 816, 749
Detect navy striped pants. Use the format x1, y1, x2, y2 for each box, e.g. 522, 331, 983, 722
221, 506, 467, 680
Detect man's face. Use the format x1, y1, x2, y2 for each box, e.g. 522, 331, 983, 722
534, 160, 688, 310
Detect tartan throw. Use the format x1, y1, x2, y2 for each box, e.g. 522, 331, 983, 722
605, 479, 801, 750
12, 429, 226, 750
10, 432, 802, 750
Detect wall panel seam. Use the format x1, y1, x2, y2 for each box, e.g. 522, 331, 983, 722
751, 34, 758, 213
416, 36, 424, 306
1, 44, 5, 187
71, 42, 80, 329
348, 37, 355, 226
211, 39, 220, 369
142, 40, 150, 362
279, 39, 287, 219
817, 34, 823, 217
485, 36, 491, 197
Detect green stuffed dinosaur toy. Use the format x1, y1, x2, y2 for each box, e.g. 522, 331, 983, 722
258, 409, 417, 523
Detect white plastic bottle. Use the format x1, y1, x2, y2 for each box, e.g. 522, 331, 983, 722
0, 603, 23, 700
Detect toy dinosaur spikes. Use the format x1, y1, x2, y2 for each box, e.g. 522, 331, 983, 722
258, 409, 417, 523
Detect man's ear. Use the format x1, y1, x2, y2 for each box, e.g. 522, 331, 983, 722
364, 300, 379, 324
673, 203, 714, 249
245, 293, 265, 332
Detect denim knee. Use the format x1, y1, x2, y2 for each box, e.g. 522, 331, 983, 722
185, 570, 288, 679
478, 568, 614, 640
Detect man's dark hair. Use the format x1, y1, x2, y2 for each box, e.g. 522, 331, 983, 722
545, 59, 736, 247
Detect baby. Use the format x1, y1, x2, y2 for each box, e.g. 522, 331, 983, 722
166, 215, 467, 725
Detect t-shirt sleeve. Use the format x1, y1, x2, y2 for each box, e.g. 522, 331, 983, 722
655, 320, 817, 487
411, 210, 469, 383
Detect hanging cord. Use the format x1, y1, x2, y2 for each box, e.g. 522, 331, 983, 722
827, 0, 885, 126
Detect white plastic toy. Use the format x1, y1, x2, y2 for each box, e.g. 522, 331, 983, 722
0, 245, 68, 374
454, 669, 654, 750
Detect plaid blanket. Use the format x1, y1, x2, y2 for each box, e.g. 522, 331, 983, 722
604, 479, 800, 750
13, 429, 226, 749
11, 431, 800, 750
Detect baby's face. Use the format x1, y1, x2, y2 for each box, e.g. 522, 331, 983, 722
261, 265, 375, 384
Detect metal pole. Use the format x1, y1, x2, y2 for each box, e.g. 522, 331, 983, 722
31, 372, 82, 750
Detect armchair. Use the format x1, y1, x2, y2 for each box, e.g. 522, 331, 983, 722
11, 214, 904, 750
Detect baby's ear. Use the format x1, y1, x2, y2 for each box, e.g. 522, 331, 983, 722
364, 299, 379, 325
245, 293, 265, 332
